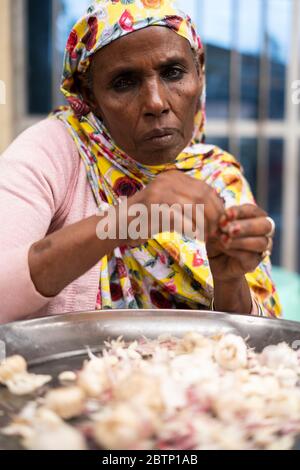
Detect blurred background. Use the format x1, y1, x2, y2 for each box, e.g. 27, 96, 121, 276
0, 0, 299, 319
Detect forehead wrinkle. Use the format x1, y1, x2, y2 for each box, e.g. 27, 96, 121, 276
92, 26, 192, 78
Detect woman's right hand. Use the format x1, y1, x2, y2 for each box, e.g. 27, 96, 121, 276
123, 170, 225, 246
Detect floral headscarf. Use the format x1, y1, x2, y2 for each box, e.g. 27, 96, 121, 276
53, 0, 281, 317
61, 0, 205, 142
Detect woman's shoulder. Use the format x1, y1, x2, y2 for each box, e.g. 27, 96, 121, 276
2, 117, 78, 161
1, 117, 80, 183
0, 118, 82, 219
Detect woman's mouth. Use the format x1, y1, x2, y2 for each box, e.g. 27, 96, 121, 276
142, 128, 178, 148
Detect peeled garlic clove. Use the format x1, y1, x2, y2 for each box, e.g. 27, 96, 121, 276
0, 355, 27, 384
5, 373, 51, 396
214, 334, 248, 370
44, 386, 85, 420
58, 371, 77, 384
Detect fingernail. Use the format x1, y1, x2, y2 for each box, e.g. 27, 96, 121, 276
232, 228, 241, 237
226, 208, 237, 221
221, 234, 230, 244
219, 215, 229, 228
229, 223, 241, 237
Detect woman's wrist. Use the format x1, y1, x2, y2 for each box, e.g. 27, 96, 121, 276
211, 293, 263, 316
212, 275, 253, 315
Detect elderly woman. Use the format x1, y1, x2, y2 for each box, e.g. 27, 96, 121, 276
0, 0, 281, 323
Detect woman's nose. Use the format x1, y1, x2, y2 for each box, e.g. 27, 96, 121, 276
142, 78, 170, 118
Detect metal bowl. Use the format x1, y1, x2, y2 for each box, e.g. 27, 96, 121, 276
0, 309, 299, 450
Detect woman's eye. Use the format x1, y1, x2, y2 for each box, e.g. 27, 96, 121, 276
163, 68, 185, 81
113, 78, 136, 91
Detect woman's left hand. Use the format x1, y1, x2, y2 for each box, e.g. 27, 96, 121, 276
207, 204, 275, 281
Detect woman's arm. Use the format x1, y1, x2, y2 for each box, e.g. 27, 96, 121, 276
29, 214, 119, 298
213, 277, 252, 315
0, 119, 84, 322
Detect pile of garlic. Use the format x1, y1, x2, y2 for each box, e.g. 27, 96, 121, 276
1, 333, 300, 450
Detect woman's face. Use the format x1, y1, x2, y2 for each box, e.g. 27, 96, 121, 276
89, 26, 203, 166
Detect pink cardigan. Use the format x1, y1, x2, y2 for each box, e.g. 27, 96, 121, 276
0, 118, 100, 324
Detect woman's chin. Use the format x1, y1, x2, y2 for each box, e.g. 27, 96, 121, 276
135, 139, 185, 165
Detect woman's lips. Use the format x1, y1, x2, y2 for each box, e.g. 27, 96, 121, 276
142, 128, 178, 148
148, 133, 175, 145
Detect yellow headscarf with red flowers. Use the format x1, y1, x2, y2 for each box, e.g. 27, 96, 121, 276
52, 0, 281, 317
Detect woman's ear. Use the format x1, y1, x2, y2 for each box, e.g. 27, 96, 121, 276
198, 50, 205, 71
193, 50, 204, 75
192, 49, 204, 96
77, 71, 103, 119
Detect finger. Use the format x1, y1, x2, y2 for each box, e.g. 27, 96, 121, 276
221, 249, 262, 273
171, 176, 225, 238
178, 197, 206, 239
174, 208, 205, 241
224, 204, 267, 222
170, 176, 224, 220
221, 236, 273, 254
204, 194, 225, 237
224, 217, 274, 238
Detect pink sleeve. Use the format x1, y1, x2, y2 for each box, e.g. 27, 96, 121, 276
0, 118, 79, 323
